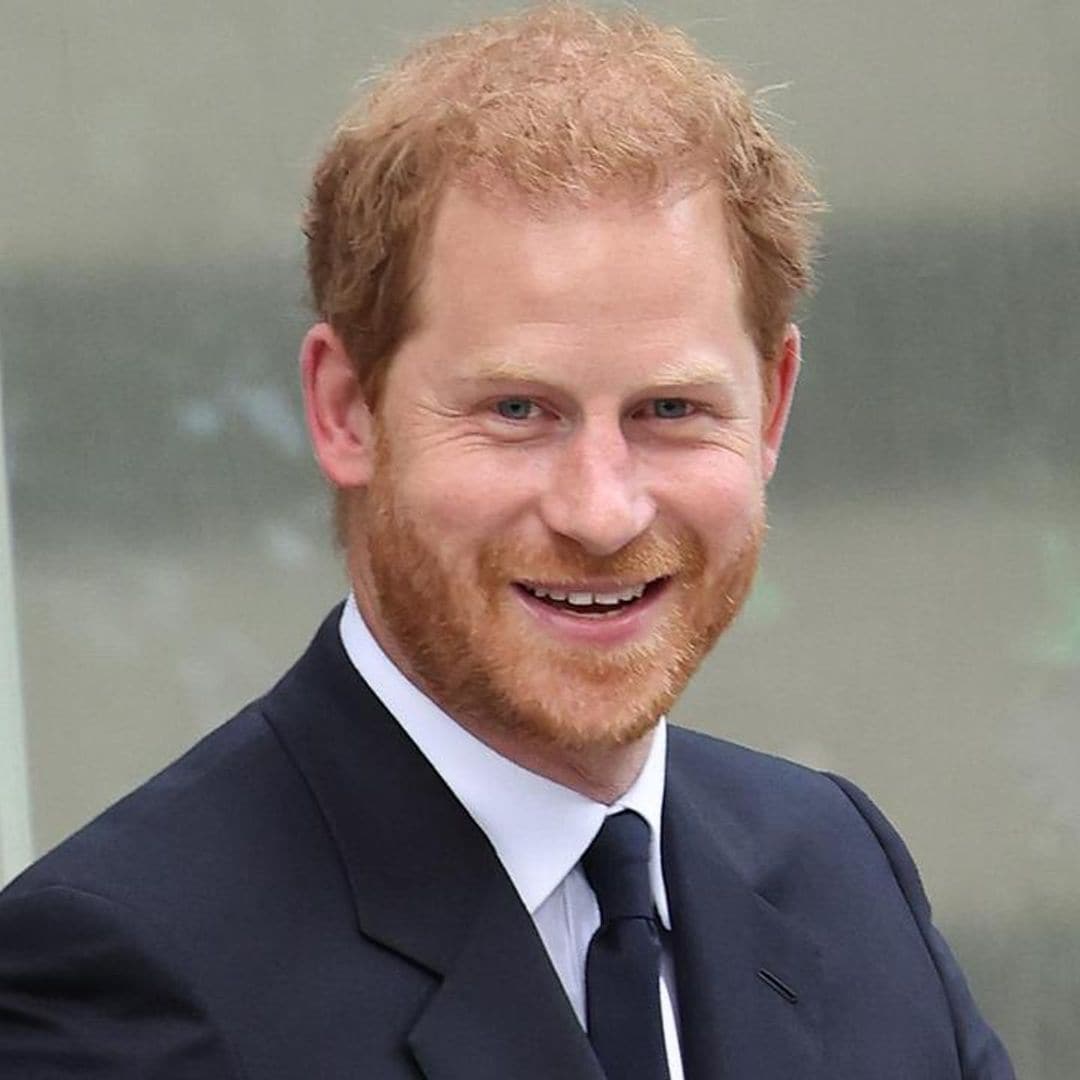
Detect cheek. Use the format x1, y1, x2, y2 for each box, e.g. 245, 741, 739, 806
395, 453, 543, 546
663, 457, 762, 534
660, 465, 763, 585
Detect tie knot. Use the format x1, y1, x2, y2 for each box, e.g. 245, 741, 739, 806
582, 810, 654, 924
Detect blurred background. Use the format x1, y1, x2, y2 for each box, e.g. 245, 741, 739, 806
1, 0, 1077, 1074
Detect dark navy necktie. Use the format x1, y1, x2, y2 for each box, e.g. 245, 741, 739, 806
582, 810, 671, 1080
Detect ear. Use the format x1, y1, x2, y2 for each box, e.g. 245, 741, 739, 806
300, 323, 375, 489
760, 323, 801, 483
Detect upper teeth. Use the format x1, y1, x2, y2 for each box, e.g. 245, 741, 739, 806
526, 584, 647, 605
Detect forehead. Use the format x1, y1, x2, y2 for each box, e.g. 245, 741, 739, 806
406, 184, 751, 374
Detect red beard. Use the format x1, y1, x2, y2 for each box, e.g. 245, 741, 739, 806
356, 447, 765, 752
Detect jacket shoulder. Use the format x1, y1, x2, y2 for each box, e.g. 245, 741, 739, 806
666, 725, 1015, 1079
667, 724, 927, 900
667, 724, 846, 826
4, 701, 317, 907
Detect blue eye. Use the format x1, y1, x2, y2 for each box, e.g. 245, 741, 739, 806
495, 398, 538, 421
652, 398, 693, 419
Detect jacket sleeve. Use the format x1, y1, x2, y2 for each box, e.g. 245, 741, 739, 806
0, 883, 244, 1079
825, 773, 1016, 1080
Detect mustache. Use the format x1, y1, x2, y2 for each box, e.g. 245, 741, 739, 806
477, 530, 704, 585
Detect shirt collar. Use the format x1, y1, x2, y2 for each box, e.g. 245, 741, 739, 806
338, 594, 671, 928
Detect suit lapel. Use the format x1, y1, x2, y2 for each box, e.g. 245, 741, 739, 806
407, 873, 604, 1080
263, 611, 602, 1080
664, 736, 824, 1080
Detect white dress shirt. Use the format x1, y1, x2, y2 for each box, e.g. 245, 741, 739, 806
339, 595, 685, 1079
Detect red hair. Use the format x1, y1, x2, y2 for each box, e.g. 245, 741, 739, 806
305, 2, 820, 410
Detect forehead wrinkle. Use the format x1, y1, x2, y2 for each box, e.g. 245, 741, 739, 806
456, 348, 742, 390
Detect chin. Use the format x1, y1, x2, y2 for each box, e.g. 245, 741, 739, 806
514, 698, 662, 752
479, 648, 689, 753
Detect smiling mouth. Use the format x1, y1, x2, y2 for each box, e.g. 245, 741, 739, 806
514, 577, 669, 616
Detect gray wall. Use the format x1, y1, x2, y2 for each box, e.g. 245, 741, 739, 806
3, 2, 1078, 1076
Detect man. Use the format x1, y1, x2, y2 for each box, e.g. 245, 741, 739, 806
0, 4, 1014, 1078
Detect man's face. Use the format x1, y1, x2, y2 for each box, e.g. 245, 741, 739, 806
348, 185, 793, 752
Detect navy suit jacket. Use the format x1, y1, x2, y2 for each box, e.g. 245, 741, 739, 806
0, 608, 1014, 1078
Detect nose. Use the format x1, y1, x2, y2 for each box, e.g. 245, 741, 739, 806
538, 420, 656, 556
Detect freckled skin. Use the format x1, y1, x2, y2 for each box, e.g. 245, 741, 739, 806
306, 184, 799, 801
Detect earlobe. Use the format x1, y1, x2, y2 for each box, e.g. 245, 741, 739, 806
300, 323, 375, 489
760, 324, 801, 483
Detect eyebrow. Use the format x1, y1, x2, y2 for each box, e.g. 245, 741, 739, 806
463, 357, 551, 383
649, 356, 738, 388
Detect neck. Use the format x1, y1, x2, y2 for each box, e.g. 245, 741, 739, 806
449, 715, 654, 805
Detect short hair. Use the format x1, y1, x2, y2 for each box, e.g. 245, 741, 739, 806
305, 1, 820, 407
